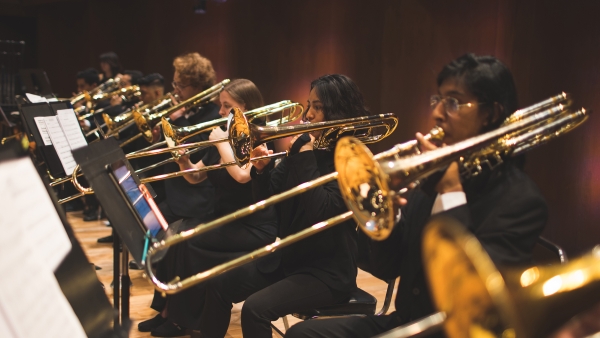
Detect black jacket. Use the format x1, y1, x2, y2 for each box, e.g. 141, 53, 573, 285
251, 149, 358, 294
164, 102, 220, 220
358, 162, 548, 328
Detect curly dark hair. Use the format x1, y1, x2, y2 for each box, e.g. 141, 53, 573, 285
437, 53, 518, 132
308, 74, 370, 121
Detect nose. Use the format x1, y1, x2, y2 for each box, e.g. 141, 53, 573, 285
304, 106, 316, 122
431, 102, 446, 125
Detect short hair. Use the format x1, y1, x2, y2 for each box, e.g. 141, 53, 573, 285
223, 79, 264, 111
98, 51, 123, 76
308, 74, 370, 121
437, 53, 518, 132
124, 70, 144, 85
76, 68, 100, 86
173, 52, 216, 90
139, 73, 165, 87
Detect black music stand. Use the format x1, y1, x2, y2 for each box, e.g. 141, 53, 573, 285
0, 147, 121, 338
72, 138, 166, 328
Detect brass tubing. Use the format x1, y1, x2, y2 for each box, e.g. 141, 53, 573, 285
145, 172, 340, 294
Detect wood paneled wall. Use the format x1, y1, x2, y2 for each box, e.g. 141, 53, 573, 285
2, 0, 599, 255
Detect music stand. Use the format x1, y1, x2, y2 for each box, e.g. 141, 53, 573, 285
19, 69, 54, 97
73, 138, 168, 327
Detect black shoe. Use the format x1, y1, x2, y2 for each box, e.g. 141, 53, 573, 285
150, 320, 187, 337
129, 260, 142, 270
97, 235, 113, 243
138, 314, 167, 332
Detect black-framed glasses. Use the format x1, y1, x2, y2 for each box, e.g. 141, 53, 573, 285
172, 81, 190, 90
430, 95, 483, 114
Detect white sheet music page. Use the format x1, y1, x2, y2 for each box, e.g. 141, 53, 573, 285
33, 116, 53, 146
0, 158, 85, 337
56, 109, 87, 150
43, 116, 77, 175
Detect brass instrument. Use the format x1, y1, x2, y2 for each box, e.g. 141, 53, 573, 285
126, 108, 399, 182
416, 217, 600, 338
103, 92, 178, 137
132, 79, 231, 143
133, 100, 304, 174
76, 85, 142, 121
335, 93, 587, 240
50, 165, 93, 204
70, 77, 121, 106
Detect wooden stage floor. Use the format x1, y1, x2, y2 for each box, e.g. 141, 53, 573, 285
68, 211, 396, 338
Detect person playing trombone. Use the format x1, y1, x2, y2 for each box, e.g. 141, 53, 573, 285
196, 74, 370, 338
285, 54, 548, 338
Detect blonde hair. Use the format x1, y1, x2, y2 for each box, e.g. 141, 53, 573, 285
173, 52, 216, 90
224, 79, 264, 111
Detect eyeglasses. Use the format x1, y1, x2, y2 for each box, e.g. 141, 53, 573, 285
172, 81, 190, 90
430, 95, 483, 114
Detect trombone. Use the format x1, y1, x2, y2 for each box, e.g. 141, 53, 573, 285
70, 77, 121, 106
142, 93, 588, 295
126, 108, 399, 182
127, 79, 231, 146
76, 85, 142, 121
133, 100, 304, 175
388, 216, 600, 338
336, 93, 584, 240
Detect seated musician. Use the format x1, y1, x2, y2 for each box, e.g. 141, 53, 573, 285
103, 69, 144, 117
139, 73, 166, 104
137, 53, 221, 334
285, 54, 548, 337
157, 52, 220, 224
196, 74, 369, 338
98, 51, 123, 83
140, 79, 279, 337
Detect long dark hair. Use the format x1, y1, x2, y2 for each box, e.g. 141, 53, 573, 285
308, 74, 370, 121
437, 53, 517, 132
99, 52, 123, 78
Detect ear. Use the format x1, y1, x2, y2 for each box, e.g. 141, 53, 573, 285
484, 102, 503, 127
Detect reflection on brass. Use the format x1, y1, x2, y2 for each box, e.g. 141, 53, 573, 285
423, 217, 600, 338
337, 93, 587, 241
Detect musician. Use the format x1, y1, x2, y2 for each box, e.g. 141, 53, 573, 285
285, 54, 548, 338
139, 73, 166, 104
141, 79, 279, 337
75, 68, 99, 93
157, 52, 220, 223
137, 52, 221, 335
196, 74, 368, 338
98, 51, 123, 82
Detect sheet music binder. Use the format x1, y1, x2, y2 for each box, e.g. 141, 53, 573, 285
0, 148, 117, 338
73, 138, 165, 266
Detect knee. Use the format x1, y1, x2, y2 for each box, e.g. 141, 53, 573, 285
241, 293, 271, 320
285, 322, 312, 338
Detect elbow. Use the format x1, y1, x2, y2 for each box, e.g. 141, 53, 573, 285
232, 172, 252, 184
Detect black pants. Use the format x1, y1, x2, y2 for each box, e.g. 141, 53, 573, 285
285, 314, 393, 338
199, 263, 349, 338
156, 216, 276, 329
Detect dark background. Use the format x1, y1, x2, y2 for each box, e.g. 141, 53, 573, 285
1, 0, 598, 256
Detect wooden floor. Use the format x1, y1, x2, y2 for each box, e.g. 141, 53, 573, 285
68, 211, 397, 338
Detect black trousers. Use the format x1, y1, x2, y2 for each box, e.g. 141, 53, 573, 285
285, 314, 393, 338
198, 262, 349, 338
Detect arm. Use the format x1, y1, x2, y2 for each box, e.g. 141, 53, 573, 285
174, 151, 209, 184
210, 127, 252, 183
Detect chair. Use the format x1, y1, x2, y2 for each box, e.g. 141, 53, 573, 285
533, 236, 568, 265
271, 278, 397, 337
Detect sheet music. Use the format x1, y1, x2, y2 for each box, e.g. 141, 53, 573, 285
33, 116, 53, 146
56, 109, 87, 150
0, 158, 72, 270
25, 93, 48, 103
43, 116, 77, 175
0, 158, 85, 337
